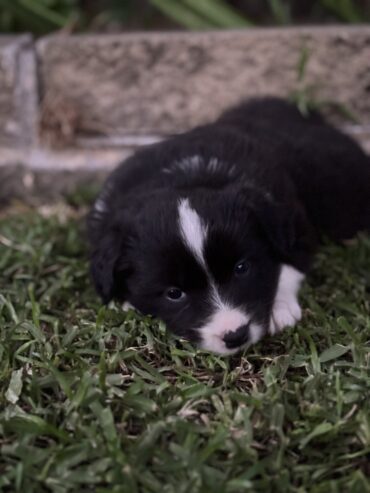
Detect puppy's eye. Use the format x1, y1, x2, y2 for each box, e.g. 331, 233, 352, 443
234, 260, 250, 277
165, 287, 186, 301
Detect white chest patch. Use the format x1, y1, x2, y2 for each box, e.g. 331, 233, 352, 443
178, 198, 208, 265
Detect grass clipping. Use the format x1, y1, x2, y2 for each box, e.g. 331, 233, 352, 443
0, 209, 369, 493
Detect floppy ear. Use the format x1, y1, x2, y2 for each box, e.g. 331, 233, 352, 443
90, 224, 132, 303
252, 198, 298, 255
234, 184, 299, 255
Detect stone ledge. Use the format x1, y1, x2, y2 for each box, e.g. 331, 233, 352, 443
0, 35, 37, 147
37, 26, 370, 146
1, 27, 370, 203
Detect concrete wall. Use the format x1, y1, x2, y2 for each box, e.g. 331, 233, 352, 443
1, 27, 370, 202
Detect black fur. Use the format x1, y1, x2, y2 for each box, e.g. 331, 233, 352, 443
88, 97, 370, 351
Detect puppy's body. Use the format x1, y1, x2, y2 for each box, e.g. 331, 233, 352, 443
89, 98, 370, 354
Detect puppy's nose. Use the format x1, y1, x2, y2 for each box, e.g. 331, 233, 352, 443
223, 324, 250, 349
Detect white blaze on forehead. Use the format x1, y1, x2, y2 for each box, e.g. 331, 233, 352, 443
178, 198, 207, 264
177, 197, 263, 355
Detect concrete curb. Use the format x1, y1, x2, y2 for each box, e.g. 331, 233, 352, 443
1, 27, 370, 203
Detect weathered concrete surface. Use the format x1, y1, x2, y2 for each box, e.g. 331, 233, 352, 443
1, 28, 370, 203
0, 36, 37, 147
38, 27, 370, 147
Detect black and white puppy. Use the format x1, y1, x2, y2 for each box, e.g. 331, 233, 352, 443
88, 98, 370, 355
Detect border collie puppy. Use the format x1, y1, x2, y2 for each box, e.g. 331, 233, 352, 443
88, 98, 370, 355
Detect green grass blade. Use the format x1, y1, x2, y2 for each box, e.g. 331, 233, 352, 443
5, 369, 23, 405
19, 0, 70, 27
319, 344, 350, 363
148, 0, 217, 29
320, 0, 366, 22
183, 0, 252, 28
267, 0, 291, 24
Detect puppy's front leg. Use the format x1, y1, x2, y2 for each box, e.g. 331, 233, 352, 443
269, 265, 305, 335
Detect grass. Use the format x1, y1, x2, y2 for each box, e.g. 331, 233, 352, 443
1, 0, 369, 35
0, 205, 369, 493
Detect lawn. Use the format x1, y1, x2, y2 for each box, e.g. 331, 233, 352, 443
0, 205, 369, 493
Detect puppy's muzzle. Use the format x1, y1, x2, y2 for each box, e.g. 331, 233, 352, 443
223, 323, 250, 349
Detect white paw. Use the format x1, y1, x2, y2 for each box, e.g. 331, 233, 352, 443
269, 299, 302, 335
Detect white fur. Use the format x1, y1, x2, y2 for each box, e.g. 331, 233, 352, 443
92, 181, 113, 218
163, 155, 234, 176
178, 197, 259, 355
249, 323, 264, 343
178, 155, 203, 172
198, 307, 250, 355
270, 264, 305, 335
209, 283, 226, 311
208, 157, 220, 172
163, 155, 203, 174
178, 198, 207, 265
94, 198, 107, 213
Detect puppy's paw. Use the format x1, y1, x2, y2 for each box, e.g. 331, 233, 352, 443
269, 299, 302, 335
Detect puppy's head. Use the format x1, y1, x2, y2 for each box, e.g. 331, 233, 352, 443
90, 185, 298, 354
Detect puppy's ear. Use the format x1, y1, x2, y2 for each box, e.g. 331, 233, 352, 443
234, 185, 299, 255
252, 198, 298, 255
90, 224, 132, 303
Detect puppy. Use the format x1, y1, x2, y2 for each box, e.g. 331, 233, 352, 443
88, 98, 370, 355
